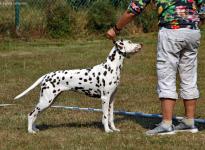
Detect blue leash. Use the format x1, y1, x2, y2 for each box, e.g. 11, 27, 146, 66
51, 105, 205, 124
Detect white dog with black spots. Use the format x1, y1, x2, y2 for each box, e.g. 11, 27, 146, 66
15, 40, 142, 133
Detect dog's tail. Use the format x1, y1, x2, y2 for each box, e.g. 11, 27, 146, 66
14, 75, 45, 100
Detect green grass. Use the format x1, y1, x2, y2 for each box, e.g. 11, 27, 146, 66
0, 33, 205, 149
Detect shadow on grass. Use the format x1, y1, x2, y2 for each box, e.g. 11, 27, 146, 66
37, 121, 104, 131
36, 115, 205, 131
115, 115, 205, 131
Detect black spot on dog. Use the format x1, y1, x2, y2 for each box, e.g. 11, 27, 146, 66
79, 78, 82, 80
70, 76, 73, 79
104, 64, 107, 69
111, 69, 113, 73
84, 79, 87, 82
103, 71, 107, 76
75, 87, 84, 90
66, 82, 69, 85
53, 90, 56, 93
85, 72, 88, 76
108, 50, 117, 62
51, 82, 55, 88
58, 89, 60, 91
64, 71, 68, 74
96, 76, 100, 83
119, 65, 122, 70
86, 68, 91, 72
77, 72, 80, 74
29, 109, 35, 116
62, 77, 65, 80
104, 116, 107, 119
92, 73, 95, 77
102, 79, 105, 87
108, 66, 111, 72
49, 100, 52, 103
95, 84, 100, 87
89, 77, 92, 81
98, 72, 101, 76
79, 82, 82, 85
109, 105, 111, 109
109, 82, 112, 85
41, 87, 47, 95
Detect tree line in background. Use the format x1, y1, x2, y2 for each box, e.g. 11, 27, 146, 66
0, 0, 158, 38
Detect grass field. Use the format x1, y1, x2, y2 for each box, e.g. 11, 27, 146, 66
0, 32, 205, 149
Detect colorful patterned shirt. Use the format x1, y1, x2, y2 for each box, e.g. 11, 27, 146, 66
128, 0, 205, 29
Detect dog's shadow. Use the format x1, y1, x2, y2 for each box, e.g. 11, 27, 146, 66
37, 115, 205, 132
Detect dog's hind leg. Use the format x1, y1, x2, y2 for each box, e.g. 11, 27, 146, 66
28, 88, 59, 133
108, 90, 120, 132
101, 95, 113, 133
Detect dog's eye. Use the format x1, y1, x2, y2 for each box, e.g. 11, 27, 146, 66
128, 41, 132, 44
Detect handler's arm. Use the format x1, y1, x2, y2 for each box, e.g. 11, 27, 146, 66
106, 11, 136, 40
106, 0, 150, 40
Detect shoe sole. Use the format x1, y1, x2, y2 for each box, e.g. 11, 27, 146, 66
175, 128, 198, 133
158, 131, 176, 135
146, 131, 176, 136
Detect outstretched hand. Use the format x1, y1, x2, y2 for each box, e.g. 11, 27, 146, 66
106, 28, 116, 41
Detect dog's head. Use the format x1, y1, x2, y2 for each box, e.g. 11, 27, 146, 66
114, 39, 142, 57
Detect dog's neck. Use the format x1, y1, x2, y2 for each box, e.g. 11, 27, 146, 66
105, 46, 125, 70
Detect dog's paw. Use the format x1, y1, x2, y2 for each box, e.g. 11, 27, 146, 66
105, 128, 113, 133
28, 129, 37, 134
112, 128, 120, 132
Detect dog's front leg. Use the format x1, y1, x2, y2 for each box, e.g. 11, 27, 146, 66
108, 90, 120, 132
109, 100, 120, 132
101, 96, 113, 133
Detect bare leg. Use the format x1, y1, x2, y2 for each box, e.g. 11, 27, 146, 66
161, 98, 176, 121
183, 99, 196, 119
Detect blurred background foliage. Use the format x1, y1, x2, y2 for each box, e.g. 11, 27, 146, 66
0, 0, 161, 38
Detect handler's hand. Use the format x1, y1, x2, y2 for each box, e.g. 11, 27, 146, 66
106, 28, 116, 40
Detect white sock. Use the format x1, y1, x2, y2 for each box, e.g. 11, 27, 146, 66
183, 118, 194, 126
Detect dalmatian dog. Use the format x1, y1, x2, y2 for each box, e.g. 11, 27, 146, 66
14, 40, 142, 133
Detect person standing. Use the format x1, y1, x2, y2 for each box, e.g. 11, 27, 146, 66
106, 0, 205, 135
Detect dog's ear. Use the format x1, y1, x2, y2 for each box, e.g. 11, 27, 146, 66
113, 40, 123, 50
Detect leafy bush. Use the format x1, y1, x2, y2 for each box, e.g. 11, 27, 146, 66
134, 5, 158, 33
87, 1, 117, 32
46, 1, 72, 38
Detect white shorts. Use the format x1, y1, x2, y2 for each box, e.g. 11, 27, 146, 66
157, 28, 201, 99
